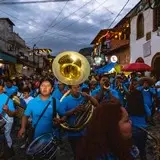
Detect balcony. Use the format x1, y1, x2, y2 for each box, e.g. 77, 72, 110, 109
7, 32, 25, 47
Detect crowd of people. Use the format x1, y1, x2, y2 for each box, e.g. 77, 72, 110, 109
0, 71, 160, 160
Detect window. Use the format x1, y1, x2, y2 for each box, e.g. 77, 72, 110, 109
153, 8, 160, 31
8, 24, 13, 32
137, 13, 144, 39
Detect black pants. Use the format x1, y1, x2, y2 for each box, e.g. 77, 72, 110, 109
68, 136, 81, 159
132, 127, 147, 160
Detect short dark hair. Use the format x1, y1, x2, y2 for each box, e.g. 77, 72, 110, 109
39, 78, 53, 87
5, 78, 12, 83
22, 87, 30, 93
99, 74, 109, 80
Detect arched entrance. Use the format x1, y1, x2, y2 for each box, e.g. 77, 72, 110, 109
152, 52, 160, 78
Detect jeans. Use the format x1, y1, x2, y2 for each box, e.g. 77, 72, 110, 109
4, 121, 13, 148
132, 127, 147, 160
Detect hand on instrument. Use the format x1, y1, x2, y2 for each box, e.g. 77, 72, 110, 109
53, 117, 63, 125
3, 105, 9, 114
18, 128, 26, 138
81, 92, 90, 99
74, 105, 85, 113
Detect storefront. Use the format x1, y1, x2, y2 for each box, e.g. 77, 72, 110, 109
0, 51, 17, 77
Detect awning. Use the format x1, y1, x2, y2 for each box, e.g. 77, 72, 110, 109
0, 52, 17, 63
95, 62, 117, 74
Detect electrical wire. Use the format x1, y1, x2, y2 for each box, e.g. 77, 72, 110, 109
34, 0, 69, 44
32, 0, 108, 45
0, 0, 73, 5
28, 0, 94, 43
107, 0, 130, 28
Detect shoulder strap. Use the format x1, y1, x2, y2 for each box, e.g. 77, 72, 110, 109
34, 101, 51, 128
52, 97, 56, 118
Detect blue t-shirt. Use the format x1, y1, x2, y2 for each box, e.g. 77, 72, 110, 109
52, 88, 64, 100
4, 85, 18, 97
60, 94, 85, 137
0, 93, 15, 114
130, 116, 147, 128
91, 87, 119, 101
24, 95, 62, 139
137, 86, 155, 106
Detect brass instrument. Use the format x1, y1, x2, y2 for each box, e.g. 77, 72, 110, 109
52, 51, 90, 85
12, 95, 25, 118
52, 51, 94, 131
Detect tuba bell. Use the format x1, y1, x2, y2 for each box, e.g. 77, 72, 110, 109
52, 51, 94, 131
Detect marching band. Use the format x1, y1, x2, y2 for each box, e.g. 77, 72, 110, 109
0, 51, 160, 160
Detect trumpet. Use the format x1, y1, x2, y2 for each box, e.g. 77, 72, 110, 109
103, 81, 110, 90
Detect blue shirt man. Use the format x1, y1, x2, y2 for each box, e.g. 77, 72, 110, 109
18, 78, 63, 140
4, 85, 18, 97
60, 93, 85, 137
91, 75, 119, 102
0, 93, 15, 114
24, 95, 62, 138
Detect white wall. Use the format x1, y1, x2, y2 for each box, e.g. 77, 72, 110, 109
130, 8, 160, 66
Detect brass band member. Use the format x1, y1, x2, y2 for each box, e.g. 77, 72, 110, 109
18, 78, 63, 142
91, 75, 119, 103
115, 76, 128, 107
60, 84, 99, 158
0, 83, 16, 159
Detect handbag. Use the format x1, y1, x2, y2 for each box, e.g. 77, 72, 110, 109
27, 101, 51, 144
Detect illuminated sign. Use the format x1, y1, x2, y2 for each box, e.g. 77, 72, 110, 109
110, 55, 118, 63
31, 49, 52, 56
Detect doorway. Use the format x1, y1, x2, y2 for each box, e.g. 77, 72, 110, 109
152, 52, 160, 78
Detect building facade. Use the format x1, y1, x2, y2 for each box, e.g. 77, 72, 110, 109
0, 18, 40, 77
90, 17, 130, 70
130, 4, 160, 76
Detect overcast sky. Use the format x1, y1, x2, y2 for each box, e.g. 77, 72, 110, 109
0, 0, 140, 55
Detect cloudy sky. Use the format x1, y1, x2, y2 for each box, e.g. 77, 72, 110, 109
0, 0, 140, 55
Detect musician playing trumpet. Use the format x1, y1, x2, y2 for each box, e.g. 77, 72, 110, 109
91, 75, 119, 103
60, 84, 99, 158
114, 75, 129, 107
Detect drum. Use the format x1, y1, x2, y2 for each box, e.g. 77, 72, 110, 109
26, 133, 58, 160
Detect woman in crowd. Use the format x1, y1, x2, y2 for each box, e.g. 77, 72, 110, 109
76, 98, 138, 160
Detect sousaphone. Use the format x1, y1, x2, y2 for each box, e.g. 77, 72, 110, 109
52, 51, 94, 131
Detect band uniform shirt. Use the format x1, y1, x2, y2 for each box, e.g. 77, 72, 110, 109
24, 95, 63, 139
60, 94, 86, 137
91, 87, 119, 101
4, 85, 18, 97
137, 86, 156, 116
52, 88, 64, 100
0, 93, 15, 122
